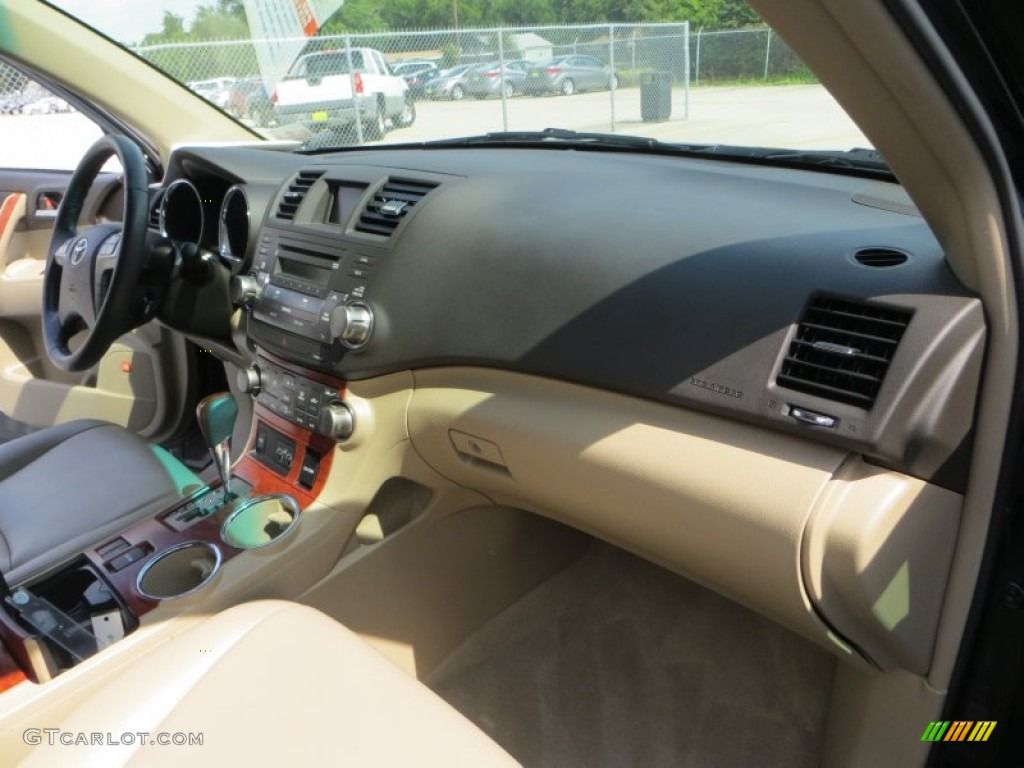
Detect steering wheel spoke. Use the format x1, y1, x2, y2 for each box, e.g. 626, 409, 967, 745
55, 260, 92, 331
93, 228, 122, 310
51, 234, 74, 268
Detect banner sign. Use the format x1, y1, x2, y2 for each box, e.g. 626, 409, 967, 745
242, 0, 345, 85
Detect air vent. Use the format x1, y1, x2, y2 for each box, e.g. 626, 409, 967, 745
276, 169, 325, 220
777, 297, 913, 409
355, 179, 438, 237
148, 190, 164, 230
854, 248, 909, 268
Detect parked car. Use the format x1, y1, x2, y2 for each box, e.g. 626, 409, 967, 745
245, 83, 274, 127
225, 77, 264, 118
274, 48, 414, 141
20, 96, 55, 114
391, 61, 440, 99
422, 63, 476, 100
187, 77, 236, 109
38, 95, 71, 113
522, 55, 617, 95
0, 95, 26, 114
463, 61, 529, 99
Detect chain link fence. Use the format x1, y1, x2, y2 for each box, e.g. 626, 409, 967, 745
127, 23, 694, 145
691, 28, 812, 85
0, 63, 74, 115
2, 24, 820, 154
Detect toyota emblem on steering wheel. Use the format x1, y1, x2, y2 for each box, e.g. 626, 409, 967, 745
69, 238, 88, 266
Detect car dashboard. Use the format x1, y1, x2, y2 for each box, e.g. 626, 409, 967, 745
150, 141, 984, 675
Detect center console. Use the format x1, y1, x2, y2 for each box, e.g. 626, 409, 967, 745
0, 351, 349, 689
0, 173, 385, 693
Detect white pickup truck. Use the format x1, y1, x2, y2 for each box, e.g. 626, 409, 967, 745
273, 48, 414, 141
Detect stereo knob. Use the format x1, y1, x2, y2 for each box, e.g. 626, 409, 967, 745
329, 302, 373, 349
236, 365, 261, 395
230, 274, 260, 307
318, 401, 354, 441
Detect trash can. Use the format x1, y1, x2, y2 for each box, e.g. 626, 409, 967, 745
640, 71, 672, 122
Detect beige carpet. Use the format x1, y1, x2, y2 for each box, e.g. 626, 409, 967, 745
428, 541, 835, 767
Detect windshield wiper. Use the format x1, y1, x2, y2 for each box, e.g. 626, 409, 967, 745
694, 145, 892, 176
307, 128, 892, 179
422, 128, 717, 153
421, 131, 891, 177
754, 147, 889, 171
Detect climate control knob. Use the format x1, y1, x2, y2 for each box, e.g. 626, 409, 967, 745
318, 401, 355, 441
230, 274, 261, 307
236, 365, 261, 395
329, 302, 374, 349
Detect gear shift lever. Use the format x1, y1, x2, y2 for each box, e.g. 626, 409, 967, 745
196, 393, 239, 505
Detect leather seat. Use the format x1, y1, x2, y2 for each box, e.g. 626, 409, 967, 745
21, 601, 518, 767
0, 419, 198, 585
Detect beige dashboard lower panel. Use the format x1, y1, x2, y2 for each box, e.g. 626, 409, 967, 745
803, 457, 962, 675
0, 337, 156, 429
408, 368, 850, 652
408, 368, 964, 674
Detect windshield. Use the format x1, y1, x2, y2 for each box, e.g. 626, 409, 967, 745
47, 0, 870, 153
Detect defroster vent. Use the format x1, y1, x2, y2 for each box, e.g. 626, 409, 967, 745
355, 179, 437, 236
276, 170, 325, 220
777, 296, 912, 409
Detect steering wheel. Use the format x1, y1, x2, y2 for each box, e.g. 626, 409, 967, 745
42, 135, 150, 372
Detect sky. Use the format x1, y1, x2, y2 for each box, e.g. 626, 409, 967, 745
52, 0, 210, 45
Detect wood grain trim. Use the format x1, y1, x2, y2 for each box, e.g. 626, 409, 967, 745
0, 193, 24, 239
0, 598, 48, 685
83, 497, 243, 619
0, 633, 29, 691
235, 404, 338, 506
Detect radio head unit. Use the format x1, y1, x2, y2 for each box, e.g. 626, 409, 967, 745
249, 228, 378, 366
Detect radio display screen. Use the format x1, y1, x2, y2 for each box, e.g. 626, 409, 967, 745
277, 256, 329, 284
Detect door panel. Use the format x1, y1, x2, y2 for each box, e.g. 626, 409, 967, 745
0, 59, 196, 441
0, 172, 172, 438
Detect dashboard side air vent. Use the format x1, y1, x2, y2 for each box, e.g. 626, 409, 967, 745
276, 169, 325, 220
854, 248, 909, 268
776, 296, 913, 409
148, 189, 164, 230
355, 179, 438, 237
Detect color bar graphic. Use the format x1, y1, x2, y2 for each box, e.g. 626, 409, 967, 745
921, 721, 996, 742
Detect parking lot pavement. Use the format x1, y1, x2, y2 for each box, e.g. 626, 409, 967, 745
0, 84, 869, 170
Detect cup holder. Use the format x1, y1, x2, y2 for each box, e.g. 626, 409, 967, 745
221, 494, 300, 550
136, 541, 222, 601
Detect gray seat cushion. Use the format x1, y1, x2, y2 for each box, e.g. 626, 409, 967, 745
0, 420, 200, 584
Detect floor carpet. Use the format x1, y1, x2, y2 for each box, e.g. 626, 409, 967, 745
428, 541, 835, 768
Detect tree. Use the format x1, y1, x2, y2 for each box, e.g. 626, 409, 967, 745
321, 0, 389, 33
141, 11, 186, 45
716, 0, 760, 28
191, 3, 250, 39
139, 0, 765, 40
378, 0, 457, 30
217, 0, 246, 15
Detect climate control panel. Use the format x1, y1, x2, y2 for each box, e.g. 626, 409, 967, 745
243, 356, 352, 439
